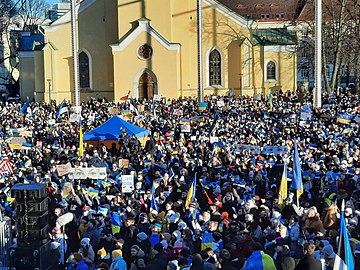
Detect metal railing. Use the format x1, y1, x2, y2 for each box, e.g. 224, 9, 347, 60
0, 218, 12, 269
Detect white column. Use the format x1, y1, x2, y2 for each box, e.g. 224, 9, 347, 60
314, 0, 322, 108
71, 0, 80, 106
197, 0, 204, 102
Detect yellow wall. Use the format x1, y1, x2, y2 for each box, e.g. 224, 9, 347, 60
113, 31, 179, 100
79, 0, 118, 101
44, 21, 73, 102
30, 0, 298, 102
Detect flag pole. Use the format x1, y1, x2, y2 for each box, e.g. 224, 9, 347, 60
197, 0, 204, 102
71, 0, 80, 106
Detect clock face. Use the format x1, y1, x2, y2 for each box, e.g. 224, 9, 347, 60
138, 44, 153, 60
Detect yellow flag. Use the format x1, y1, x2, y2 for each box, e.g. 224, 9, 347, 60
278, 162, 288, 204
79, 128, 83, 157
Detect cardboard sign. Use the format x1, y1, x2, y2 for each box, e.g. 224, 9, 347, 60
121, 175, 134, 193
119, 159, 130, 168
56, 163, 72, 176
69, 167, 107, 179
18, 130, 33, 137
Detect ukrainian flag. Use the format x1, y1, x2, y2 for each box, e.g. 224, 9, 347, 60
185, 173, 197, 208
278, 162, 287, 205
264, 113, 270, 119
111, 212, 122, 234
23, 175, 30, 184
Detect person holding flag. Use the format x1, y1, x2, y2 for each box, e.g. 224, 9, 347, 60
333, 200, 355, 270
291, 138, 303, 206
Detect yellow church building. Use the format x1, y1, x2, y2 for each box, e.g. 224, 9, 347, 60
18, 0, 298, 102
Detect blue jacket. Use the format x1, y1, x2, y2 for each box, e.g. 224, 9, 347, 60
68, 260, 89, 270
110, 256, 127, 270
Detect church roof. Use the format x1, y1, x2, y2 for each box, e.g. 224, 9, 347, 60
252, 28, 297, 46
217, 0, 307, 22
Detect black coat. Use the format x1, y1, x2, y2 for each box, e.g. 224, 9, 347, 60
294, 254, 321, 270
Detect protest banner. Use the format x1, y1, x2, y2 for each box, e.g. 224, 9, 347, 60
261, 145, 289, 155
119, 159, 130, 168
153, 94, 162, 101
337, 113, 353, 125
234, 144, 261, 155
69, 167, 107, 179
121, 175, 134, 193
71, 106, 82, 114
56, 163, 72, 176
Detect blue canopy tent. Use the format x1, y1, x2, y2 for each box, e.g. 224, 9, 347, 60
83, 115, 148, 148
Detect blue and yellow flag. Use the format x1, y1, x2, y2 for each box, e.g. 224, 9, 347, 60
278, 162, 287, 204
111, 212, 122, 234
185, 173, 197, 208
291, 138, 303, 201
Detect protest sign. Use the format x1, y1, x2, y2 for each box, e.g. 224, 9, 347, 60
121, 175, 134, 193
217, 100, 225, 107
234, 144, 261, 155
180, 125, 191, 133
261, 145, 289, 155
109, 107, 120, 115
69, 167, 107, 179
199, 102, 207, 111
153, 94, 162, 101
69, 113, 81, 123
173, 109, 183, 116
56, 163, 72, 176
10, 137, 26, 150
119, 159, 130, 168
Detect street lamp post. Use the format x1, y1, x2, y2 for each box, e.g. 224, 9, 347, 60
239, 73, 243, 97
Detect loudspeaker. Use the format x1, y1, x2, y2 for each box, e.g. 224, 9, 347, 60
9, 240, 57, 270
11, 183, 49, 248
11, 183, 47, 201
16, 197, 48, 213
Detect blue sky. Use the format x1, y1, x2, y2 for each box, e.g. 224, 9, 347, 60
47, 0, 60, 6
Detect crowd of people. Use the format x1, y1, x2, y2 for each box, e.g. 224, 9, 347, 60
0, 88, 360, 270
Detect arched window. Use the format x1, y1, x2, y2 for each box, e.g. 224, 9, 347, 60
266, 61, 276, 80
79, 51, 90, 88
209, 49, 221, 86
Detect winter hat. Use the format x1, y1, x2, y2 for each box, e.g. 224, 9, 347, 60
80, 238, 90, 246
322, 245, 336, 259
172, 230, 181, 241
97, 247, 107, 258
112, 249, 122, 259
137, 232, 148, 242
345, 208, 353, 215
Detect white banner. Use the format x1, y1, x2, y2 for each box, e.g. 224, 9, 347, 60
234, 144, 261, 155
69, 167, 107, 179
261, 145, 289, 155
121, 175, 134, 193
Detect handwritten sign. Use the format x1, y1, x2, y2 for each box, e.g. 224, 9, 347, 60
69, 167, 107, 179
56, 163, 72, 176
121, 175, 134, 193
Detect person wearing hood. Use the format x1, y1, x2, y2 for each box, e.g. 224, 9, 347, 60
273, 244, 295, 270
110, 249, 127, 270
146, 243, 168, 270
136, 232, 152, 261
129, 245, 146, 270
79, 237, 95, 269
82, 219, 100, 252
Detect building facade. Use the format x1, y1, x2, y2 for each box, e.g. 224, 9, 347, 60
18, 0, 299, 102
